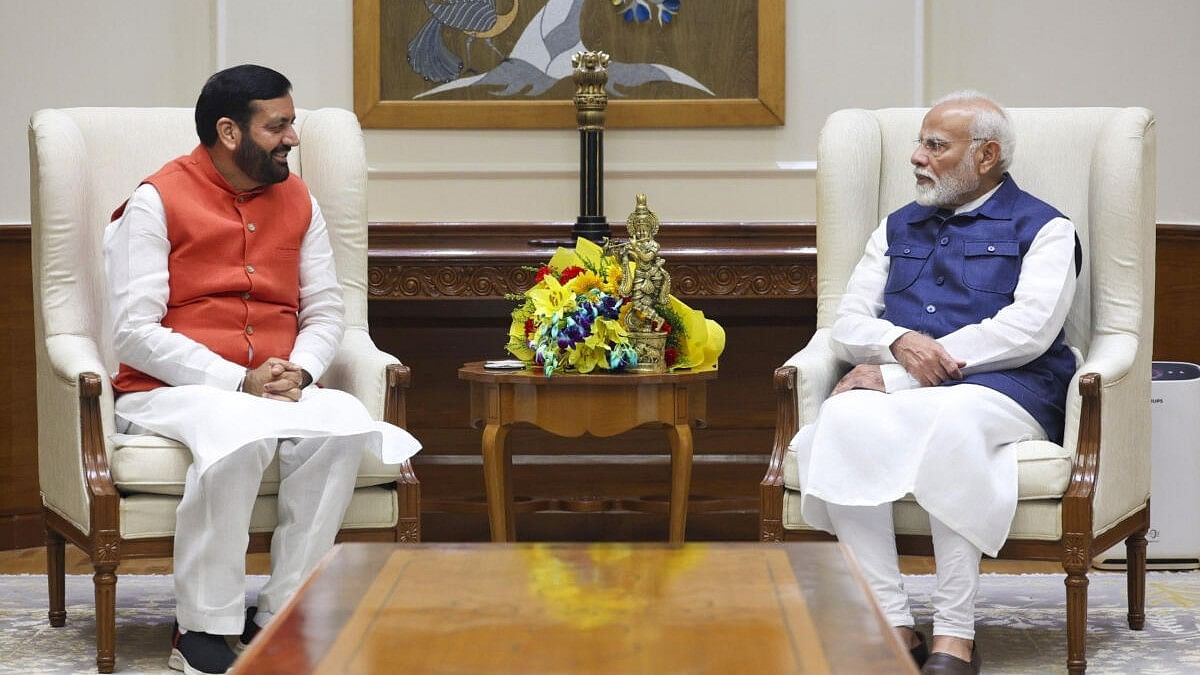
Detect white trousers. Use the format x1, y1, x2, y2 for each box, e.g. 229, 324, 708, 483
173, 434, 365, 634
826, 502, 982, 640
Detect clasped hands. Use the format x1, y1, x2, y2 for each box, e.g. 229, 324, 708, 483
240, 357, 310, 402
831, 331, 966, 395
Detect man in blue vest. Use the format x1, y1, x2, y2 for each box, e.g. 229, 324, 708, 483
791, 91, 1078, 675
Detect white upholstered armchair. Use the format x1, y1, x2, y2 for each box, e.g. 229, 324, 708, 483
760, 107, 1155, 674
29, 107, 420, 673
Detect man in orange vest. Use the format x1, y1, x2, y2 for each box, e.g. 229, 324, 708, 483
103, 64, 420, 675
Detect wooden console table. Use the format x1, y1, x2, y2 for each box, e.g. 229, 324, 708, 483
458, 362, 717, 543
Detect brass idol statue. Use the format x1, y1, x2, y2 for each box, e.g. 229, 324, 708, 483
605, 194, 671, 373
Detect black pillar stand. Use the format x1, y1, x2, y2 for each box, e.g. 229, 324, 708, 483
573, 128, 609, 244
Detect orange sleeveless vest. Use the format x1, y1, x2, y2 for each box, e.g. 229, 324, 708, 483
112, 145, 312, 393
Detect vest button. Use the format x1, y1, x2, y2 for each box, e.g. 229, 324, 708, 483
903, 247, 911, 254
236, 195, 248, 204
245, 265, 255, 274
939, 236, 949, 246
925, 304, 936, 313
247, 223, 257, 232
987, 245, 996, 252
245, 325, 255, 335
936, 275, 945, 285
241, 292, 251, 300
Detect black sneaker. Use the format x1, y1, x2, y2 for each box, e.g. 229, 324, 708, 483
909, 630, 929, 667
234, 606, 262, 655
168, 624, 236, 674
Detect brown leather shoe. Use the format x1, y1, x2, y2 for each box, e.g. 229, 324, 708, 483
920, 645, 981, 675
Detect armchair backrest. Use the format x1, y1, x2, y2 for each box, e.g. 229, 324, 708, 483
28, 107, 371, 379
814, 107, 1156, 368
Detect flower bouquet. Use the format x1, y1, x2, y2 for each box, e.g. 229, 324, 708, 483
505, 237, 724, 376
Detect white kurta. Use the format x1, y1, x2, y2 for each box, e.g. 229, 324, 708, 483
794, 184, 1078, 556
104, 184, 420, 476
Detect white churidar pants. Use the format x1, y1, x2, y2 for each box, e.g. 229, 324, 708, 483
826, 503, 983, 639
792, 383, 1045, 639
171, 433, 365, 634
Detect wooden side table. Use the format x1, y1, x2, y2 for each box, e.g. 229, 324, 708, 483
458, 362, 717, 543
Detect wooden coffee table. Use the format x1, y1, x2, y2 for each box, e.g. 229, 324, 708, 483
231, 542, 917, 674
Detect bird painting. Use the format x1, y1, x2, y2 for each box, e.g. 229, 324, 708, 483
407, 0, 521, 83
414, 0, 712, 100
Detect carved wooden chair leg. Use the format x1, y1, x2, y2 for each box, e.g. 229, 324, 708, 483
759, 482, 784, 542
46, 527, 66, 627
1126, 525, 1149, 630
1063, 556, 1090, 674
394, 459, 421, 543
93, 559, 119, 673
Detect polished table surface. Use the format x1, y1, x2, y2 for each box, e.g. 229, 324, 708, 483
458, 362, 718, 543
232, 542, 917, 674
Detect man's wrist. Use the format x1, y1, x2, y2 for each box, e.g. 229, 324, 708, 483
300, 369, 313, 388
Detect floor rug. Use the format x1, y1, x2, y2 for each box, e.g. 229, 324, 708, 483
1, 572, 1198, 673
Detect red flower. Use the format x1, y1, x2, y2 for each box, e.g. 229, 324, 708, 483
664, 347, 678, 366
534, 265, 552, 283
559, 266, 585, 283
659, 321, 672, 333
524, 318, 535, 336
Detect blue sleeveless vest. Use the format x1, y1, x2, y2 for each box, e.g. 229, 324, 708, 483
882, 175, 1077, 443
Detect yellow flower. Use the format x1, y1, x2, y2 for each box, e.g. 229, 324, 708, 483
528, 275, 576, 321
600, 263, 623, 294
590, 316, 629, 345
567, 341, 606, 373
566, 270, 603, 295
506, 315, 535, 361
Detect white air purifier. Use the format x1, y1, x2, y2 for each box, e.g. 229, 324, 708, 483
1094, 361, 1200, 570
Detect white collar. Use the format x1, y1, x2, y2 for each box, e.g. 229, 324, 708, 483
953, 179, 1004, 215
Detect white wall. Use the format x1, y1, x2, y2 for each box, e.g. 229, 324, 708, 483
3, 0, 1197, 224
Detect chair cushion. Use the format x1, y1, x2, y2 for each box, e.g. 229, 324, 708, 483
782, 438, 1072, 501
109, 433, 403, 496
119, 486, 399, 539
782, 489, 1063, 540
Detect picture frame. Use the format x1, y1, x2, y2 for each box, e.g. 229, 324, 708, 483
353, 0, 784, 129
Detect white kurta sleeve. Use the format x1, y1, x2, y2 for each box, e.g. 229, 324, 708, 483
938, 217, 1077, 373
104, 184, 247, 389
286, 195, 345, 382
829, 219, 909, 365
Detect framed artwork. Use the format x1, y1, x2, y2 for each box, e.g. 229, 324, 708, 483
353, 0, 784, 128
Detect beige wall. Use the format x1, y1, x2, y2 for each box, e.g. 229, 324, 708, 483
3, 0, 1197, 224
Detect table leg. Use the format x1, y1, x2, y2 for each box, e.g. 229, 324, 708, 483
481, 423, 515, 542
666, 423, 694, 543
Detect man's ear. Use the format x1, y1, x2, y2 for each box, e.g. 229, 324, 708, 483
977, 140, 1001, 176
215, 117, 240, 151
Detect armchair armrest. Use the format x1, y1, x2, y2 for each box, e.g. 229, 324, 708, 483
1062, 333, 1150, 534
762, 329, 844, 524
39, 333, 118, 536
318, 327, 404, 422
317, 327, 419, 541
782, 328, 843, 428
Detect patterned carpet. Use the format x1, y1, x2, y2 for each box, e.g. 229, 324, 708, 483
0, 572, 1197, 673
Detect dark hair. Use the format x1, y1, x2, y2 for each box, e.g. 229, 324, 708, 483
194, 64, 292, 146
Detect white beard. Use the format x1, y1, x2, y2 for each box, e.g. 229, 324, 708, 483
915, 152, 981, 207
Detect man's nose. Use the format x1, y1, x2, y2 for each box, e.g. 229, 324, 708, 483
283, 125, 299, 146
911, 146, 928, 166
